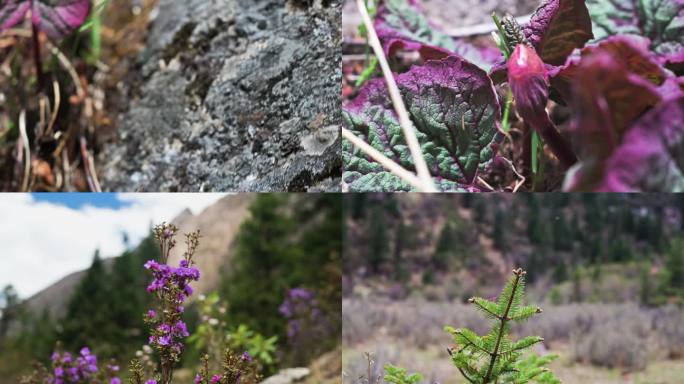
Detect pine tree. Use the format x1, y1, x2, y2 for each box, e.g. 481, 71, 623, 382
473, 197, 488, 224
493, 209, 507, 250
222, 194, 299, 339
0, 285, 20, 339
368, 206, 388, 274
445, 268, 559, 384
527, 197, 543, 245
62, 250, 117, 355
108, 235, 156, 355
433, 221, 456, 269
393, 219, 409, 282
551, 211, 570, 251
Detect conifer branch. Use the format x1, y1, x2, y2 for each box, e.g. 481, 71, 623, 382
484, 269, 523, 383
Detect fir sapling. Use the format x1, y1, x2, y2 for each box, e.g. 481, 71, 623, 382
444, 268, 559, 384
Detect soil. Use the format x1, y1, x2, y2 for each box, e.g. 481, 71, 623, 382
98, 0, 342, 192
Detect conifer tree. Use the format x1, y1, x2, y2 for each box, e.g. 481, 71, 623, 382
368, 206, 388, 274
0, 285, 20, 339
493, 209, 507, 250
62, 250, 117, 355
444, 268, 559, 384
526, 197, 543, 245
393, 219, 409, 282
433, 221, 456, 269
222, 194, 299, 339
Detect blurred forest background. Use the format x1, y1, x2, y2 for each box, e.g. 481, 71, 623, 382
343, 194, 684, 383
0, 194, 341, 383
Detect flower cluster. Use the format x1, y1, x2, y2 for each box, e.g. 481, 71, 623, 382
134, 223, 201, 384
279, 287, 334, 364
30, 346, 121, 384
278, 288, 320, 339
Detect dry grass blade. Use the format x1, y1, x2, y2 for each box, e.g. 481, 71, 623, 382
18, 111, 30, 192
355, 0, 437, 192
342, 127, 425, 190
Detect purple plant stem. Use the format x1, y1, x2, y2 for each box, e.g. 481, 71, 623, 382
522, 123, 532, 180
533, 113, 577, 169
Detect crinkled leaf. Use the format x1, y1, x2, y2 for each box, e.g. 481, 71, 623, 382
0, 0, 91, 39
586, 0, 684, 72
550, 35, 668, 103
523, 0, 594, 65
33, 0, 91, 39
374, 0, 501, 71
343, 56, 503, 192
570, 96, 684, 191
0, 1, 30, 30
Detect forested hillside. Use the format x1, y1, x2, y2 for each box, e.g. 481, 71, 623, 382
344, 194, 684, 303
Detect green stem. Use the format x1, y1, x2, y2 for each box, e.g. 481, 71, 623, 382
483, 273, 521, 383
501, 89, 513, 132
491, 13, 511, 59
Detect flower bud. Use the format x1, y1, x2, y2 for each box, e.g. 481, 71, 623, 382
508, 44, 549, 126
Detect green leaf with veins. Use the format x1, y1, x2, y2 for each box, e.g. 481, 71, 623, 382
343, 56, 503, 192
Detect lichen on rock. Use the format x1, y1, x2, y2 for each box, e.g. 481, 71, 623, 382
99, 0, 341, 191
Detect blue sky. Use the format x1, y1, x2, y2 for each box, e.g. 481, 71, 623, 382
0, 193, 229, 298
31, 193, 133, 210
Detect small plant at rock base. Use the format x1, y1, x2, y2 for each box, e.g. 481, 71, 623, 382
444, 268, 559, 384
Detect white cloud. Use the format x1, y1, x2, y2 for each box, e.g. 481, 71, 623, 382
0, 193, 228, 299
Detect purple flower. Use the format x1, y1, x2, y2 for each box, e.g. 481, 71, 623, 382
54, 367, 64, 377
289, 288, 313, 300
194, 374, 202, 384
111, 379, 122, 384
144, 260, 160, 271
241, 351, 253, 362
158, 336, 171, 346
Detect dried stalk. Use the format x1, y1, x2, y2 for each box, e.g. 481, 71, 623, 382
355, 0, 437, 192
18, 111, 30, 192
342, 127, 425, 190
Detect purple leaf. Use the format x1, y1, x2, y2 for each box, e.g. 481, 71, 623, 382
343, 56, 503, 192
0, 1, 31, 30
0, 0, 91, 39
33, 0, 91, 39
566, 96, 684, 191
562, 48, 666, 191
550, 35, 668, 104
586, 0, 684, 73
524, 0, 594, 65
489, 0, 593, 84
374, 0, 500, 71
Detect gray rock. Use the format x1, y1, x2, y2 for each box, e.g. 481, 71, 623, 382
99, 0, 341, 191
260, 368, 311, 384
